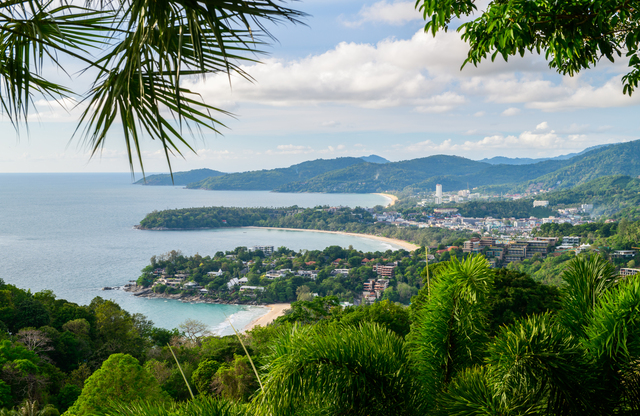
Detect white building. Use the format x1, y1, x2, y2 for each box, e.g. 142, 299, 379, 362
249, 245, 274, 256
562, 236, 580, 246
581, 204, 594, 212
436, 184, 443, 199
533, 200, 549, 207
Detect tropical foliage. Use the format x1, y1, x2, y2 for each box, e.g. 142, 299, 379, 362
417, 0, 640, 96
4, 253, 639, 415
0, 0, 303, 172
138, 205, 473, 247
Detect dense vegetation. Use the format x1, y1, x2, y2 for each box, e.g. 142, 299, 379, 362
189, 157, 366, 191
138, 205, 473, 247
542, 175, 640, 218
134, 169, 226, 186
6, 254, 633, 415
137, 245, 439, 304
0, 279, 183, 414
433, 199, 554, 218
129, 140, 640, 196
0, 259, 569, 415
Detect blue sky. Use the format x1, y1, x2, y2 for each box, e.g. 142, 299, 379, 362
2, 0, 639, 173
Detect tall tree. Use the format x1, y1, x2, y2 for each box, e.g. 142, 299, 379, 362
65, 353, 167, 416
417, 0, 640, 95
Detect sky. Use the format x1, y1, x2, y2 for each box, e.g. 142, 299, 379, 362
2, 0, 640, 174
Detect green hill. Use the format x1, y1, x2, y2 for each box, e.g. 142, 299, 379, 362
277, 140, 640, 194
134, 168, 225, 185
277, 155, 573, 193
276, 155, 491, 193
517, 141, 640, 191
542, 175, 640, 218
165, 140, 640, 196
188, 157, 366, 190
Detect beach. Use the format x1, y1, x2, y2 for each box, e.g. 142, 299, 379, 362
242, 226, 419, 251
374, 193, 398, 207
243, 303, 290, 331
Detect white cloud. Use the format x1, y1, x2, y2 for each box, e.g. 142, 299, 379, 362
406, 124, 594, 156
344, 1, 423, 26
527, 77, 640, 111
414, 92, 467, 113
502, 107, 521, 116
184, 31, 487, 111
266, 144, 313, 155
536, 121, 548, 130
182, 29, 638, 125
322, 120, 341, 128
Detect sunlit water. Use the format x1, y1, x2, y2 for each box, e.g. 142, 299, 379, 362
0, 173, 396, 334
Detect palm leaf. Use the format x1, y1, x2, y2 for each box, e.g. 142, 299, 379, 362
0, 0, 305, 175
255, 322, 426, 416
558, 254, 618, 339
407, 254, 493, 411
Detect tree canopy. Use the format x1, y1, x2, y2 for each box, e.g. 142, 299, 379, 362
418, 0, 640, 95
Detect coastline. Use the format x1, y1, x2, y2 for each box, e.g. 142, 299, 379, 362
243, 303, 290, 332
374, 193, 398, 207
242, 226, 419, 251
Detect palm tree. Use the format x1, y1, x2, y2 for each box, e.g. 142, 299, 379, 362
251, 254, 640, 415
408, 255, 494, 411
0, 0, 303, 175
254, 323, 426, 416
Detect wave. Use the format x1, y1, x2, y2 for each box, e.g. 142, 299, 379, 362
209, 305, 269, 336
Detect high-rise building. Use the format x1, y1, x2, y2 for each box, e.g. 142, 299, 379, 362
436, 184, 442, 198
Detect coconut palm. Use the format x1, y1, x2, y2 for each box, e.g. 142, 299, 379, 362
254, 322, 426, 416
0, 0, 303, 174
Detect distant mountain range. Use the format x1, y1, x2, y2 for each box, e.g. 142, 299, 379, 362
133, 142, 640, 195
479, 144, 611, 165
134, 168, 225, 186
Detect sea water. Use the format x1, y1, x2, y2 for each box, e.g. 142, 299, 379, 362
0, 173, 396, 334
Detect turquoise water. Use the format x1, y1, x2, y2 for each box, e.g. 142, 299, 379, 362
0, 173, 396, 334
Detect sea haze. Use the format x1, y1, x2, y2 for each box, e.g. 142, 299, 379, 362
0, 173, 395, 334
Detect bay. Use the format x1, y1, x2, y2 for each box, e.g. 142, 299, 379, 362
0, 173, 396, 334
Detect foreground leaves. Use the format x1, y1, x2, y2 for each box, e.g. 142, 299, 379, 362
255, 323, 426, 416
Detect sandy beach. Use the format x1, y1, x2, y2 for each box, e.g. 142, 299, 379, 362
242, 226, 419, 251
374, 193, 398, 207
243, 303, 290, 331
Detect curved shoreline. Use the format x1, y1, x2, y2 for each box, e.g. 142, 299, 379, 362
241, 226, 419, 251
374, 193, 398, 207
243, 303, 290, 332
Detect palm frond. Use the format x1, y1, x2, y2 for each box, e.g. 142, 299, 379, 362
255, 322, 426, 416
558, 254, 618, 339
407, 255, 493, 410
585, 278, 640, 414
96, 396, 249, 416
488, 313, 592, 416
0, 0, 305, 174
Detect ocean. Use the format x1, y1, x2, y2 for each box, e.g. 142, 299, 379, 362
0, 173, 397, 334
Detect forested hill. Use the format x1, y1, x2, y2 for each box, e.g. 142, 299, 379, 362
188, 157, 366, 190
277, 140, 640, 193
276, 155, 574, 193
134, 168, 225, 185
276, 155, 492, 193
516, 140, 640, 191
542, 175, 640, 218
134, 140, 640, 194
